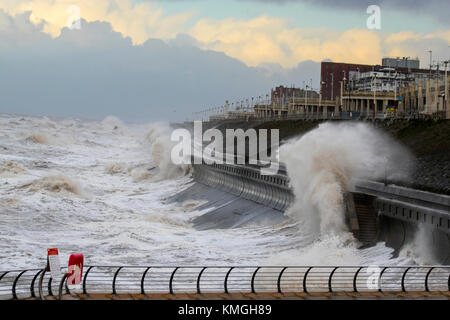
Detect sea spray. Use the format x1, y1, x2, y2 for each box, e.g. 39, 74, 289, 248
281, 121, 413, 237
19, 174, 90, 199
144, 122, 190, 180
264, 122, 414, 265
101, 116, 128, 135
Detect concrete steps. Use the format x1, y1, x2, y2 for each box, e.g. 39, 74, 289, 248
352, 194, 378, 246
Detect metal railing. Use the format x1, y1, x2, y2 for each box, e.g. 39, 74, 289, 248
206, 111, 429, 123
1, 266, 449, 300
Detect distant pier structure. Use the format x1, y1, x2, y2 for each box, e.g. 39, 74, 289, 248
202, 57, 450, 122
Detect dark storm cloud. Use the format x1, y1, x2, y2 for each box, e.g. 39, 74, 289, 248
238, 0, 450, 24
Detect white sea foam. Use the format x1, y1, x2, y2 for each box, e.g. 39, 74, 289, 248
0, 115, 427, 270
19, 174, 89, 198
143, 122, 190, 180
281, 122, 412, 237
269, 122, 415, 265
0, 115, 282, 269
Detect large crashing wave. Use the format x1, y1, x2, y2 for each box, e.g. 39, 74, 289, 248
143, 122, 190, 180
266, 122, 415, 265
281, 122, 413, 237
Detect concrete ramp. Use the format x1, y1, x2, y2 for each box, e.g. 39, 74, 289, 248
168, 182, 287, 230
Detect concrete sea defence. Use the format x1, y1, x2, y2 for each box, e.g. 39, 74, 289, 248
188, 162, 450, 264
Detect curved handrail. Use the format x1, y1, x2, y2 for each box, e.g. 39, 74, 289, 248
1, 265, 449, 300
197, 267, 207, 295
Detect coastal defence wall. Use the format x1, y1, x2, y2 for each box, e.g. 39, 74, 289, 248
180, 118, 449, 195
191, 162, 450, 264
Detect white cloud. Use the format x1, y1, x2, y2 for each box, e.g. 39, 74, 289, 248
0, 0, 194, 43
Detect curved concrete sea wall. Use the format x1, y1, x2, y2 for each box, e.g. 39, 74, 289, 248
190, 163, 450, 264
192, 163, 294, 212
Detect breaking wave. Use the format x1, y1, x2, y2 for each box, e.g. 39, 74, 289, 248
101, 116, 128, 135
143, 122, 190, 180
25, 132, 52, 144
281, 122, 413, 237
24, 131, 76, 146
0, 161, 27, 176
20, 174, 89, 198
269, 122, 415, 265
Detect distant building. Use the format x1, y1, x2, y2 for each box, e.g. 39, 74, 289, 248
321, 59, 446, 100
382, 57, 420, 69
349, 68, 409, 92
271, 85, 318, 108
320, 62, 373, 101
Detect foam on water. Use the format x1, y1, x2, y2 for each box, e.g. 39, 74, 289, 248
263, 122, 420, 266
0, 115, 293, 269
0, 115, 427, 270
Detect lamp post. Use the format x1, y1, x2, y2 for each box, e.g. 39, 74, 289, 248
331, 73, 334, 101
320, 81, 326, 118
444, 60, 449, 116
372, 73, 377, 119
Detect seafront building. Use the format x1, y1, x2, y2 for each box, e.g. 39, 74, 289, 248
207, 57, 450, 121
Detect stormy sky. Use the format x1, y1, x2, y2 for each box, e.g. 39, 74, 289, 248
0, 0, 448, 121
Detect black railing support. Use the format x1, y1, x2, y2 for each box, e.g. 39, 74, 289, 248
112, 267, 123, 295
58, 274, 68, 300
169, 267, 179, 295
30, 270, 42, 298
378, 267, 388, 293
328, 267, 339, 293
277, 267, 288, 294
83, 266, 93, 295
12, 270, 26, 300
401, 267, 412, 292
303, 267, 313, 294
424, 267, 434, 292
251, 267, 261, 294
224, 267, 234, 294
38, 268, 47, 300
48, 277, 53, 297
197, 267, 207, 294
353, 267, 364, 293
141, 267, 151, 295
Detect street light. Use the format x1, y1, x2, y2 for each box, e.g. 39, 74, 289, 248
372, 73, 377, 118
444, 60, 449, 115
320, 81, 326, 118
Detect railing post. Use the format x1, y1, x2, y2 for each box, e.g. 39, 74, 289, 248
141, 267, 151, 295
112, 267, 123, 295
303, 267, 313, 293
277, 267, 288, 294
224, 267, 234, 294
58, 274, 68, 300
83, 266, 93, 295
424, 267, 434, 292
12, 271, 26, 300
401, 267, 412, 292
30, 270, 42, 298
48, 277, 53, 297
353, 267, 364, 293
378, 267, 388, 293
251, 267, 261, 294
328, 267, 339, 293
197, 267, 207, 294
169, 267, 179, 295
38, 268, 47, 300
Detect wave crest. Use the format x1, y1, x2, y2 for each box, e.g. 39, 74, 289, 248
20, 174, 89, 198
281, 122, 413, 237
